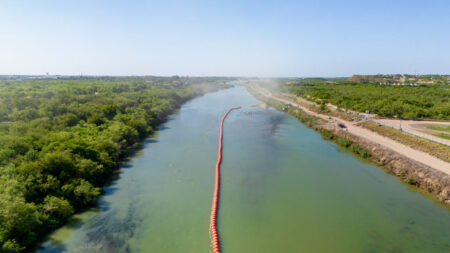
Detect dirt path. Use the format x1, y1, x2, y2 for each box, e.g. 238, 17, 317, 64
250, 85, 450, 175
285, 91, 450, 146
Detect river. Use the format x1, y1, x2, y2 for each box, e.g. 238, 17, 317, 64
38, 86, 450, 253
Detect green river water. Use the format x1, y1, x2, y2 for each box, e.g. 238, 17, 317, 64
39, 86, 450, 253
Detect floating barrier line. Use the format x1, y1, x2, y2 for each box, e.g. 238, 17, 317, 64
210, 107, 241, 253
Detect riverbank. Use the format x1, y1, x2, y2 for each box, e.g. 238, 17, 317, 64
0, 77, 231, 252
245, 84, 450, 205
38, 85, 450, 253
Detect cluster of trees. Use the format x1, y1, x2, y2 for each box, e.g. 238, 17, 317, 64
284, 81, 449, 120
0, 77, 229, 252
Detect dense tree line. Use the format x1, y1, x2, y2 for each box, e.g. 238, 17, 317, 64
0, 77, 229, 252
283, 81, 449, 120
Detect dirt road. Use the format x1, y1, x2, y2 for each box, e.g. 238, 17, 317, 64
250, 85, 450, 175
375, 119, 450, 146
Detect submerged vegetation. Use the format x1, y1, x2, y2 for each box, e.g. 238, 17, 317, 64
0, 76, 230, 252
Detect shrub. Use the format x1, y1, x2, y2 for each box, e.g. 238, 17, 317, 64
407, 176, 417, 185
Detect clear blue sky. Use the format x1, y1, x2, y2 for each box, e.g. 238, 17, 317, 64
1, 0, 449, 77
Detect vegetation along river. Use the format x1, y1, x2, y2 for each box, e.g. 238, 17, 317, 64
39, 86, 450, 253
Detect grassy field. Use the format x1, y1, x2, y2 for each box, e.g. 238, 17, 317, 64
362, 121, 449, 163
283, 80, 449, 120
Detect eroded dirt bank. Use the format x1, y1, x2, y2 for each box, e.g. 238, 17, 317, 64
323, 125, 450, 205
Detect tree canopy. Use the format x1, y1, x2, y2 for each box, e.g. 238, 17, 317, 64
0, 76, 230, 251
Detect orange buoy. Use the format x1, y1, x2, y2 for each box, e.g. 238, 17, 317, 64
210, 107, 241, 253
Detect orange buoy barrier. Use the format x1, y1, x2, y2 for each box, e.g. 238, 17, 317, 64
210, 106, 241, 253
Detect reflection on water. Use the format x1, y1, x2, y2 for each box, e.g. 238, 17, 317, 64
39, 86, 450, 253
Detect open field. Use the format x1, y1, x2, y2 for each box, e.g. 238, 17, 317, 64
283, 80, 449, 120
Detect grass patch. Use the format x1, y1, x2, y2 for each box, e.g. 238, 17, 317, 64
432, 133, 450, 140
426, 125, 450, 132
288, 107, 321, 127
363, 121, 449, 163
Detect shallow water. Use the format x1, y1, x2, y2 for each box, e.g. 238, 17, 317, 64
39, 86, 450, 253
